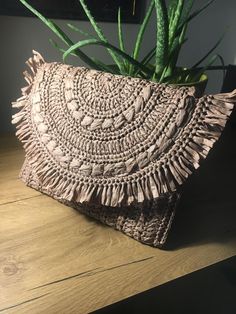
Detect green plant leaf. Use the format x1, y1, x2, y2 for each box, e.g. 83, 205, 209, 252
117, 8, 125, 53
192, 33, 225, 68
168, 0, 184, 46
215, 54, 226, 83
141, 47, 156, 65
129, 0, 155, 75
63, 38, 154, 77
49, 39, 67, 54
117, 7, 128, 70
19, 0, 104, 71
168, 0, 178, 21
19, 0, 73, 46
67, 23, 96, 39
134, 46, 156, 77
182, 54, 219, 83
191, 54, 219, 82
154, 0, 169, 77
78, 0, 124, 73
132, 0, 155, 61
164, 23, 187, 79
159, 36, 188, 82
179, 0, 194, 25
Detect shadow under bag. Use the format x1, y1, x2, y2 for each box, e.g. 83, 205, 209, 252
12, 51, 236, 248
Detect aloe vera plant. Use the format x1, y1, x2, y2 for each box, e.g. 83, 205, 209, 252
19, 0, 225, 85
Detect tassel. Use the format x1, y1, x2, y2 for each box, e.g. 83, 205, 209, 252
23, 70, 33, 84
12, 112, 25, 124
101, 185, 108, 205
110, 184, 120, 207
127, 182, 134, 205
78, 185, 88, 203
172, 158, 188, 179
163, 165, 176, 190
148, 175, 160, 198
75, 183, 83, 202
142, 177, 151, 200
12, 100, 26, 108
213, 89, 236, 101
152, 171, 161, 195
204, 117, 227, 127
168, 162, 183, 185
131, 181, 138, 203
136, 181, 145, 203
157, 168, 168, 193
104, 185, 112, 206
178, 155, 192, 175
118, 182, 125, 205
80, 184, 95, 203
48, 175, 61, 190
95, 185, 102, 200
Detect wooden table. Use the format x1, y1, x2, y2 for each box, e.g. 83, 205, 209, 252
0, 130, 236, 314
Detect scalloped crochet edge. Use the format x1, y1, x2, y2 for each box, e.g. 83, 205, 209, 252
12, 51, 236, 208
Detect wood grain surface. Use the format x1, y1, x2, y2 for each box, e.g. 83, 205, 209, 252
0, 132, 236, 314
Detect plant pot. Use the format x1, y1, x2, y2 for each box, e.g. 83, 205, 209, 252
172, 73, 208, 98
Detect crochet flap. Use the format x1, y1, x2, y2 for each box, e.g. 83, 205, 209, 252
12, 51, 235, 207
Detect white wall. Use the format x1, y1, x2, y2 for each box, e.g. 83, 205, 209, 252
1, 0, 236, 133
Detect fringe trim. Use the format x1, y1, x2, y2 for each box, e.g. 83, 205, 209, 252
12, 51, 236, 208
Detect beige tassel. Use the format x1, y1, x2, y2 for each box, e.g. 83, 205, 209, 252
101, 185, 107, 205
23, 70, 33, 84
12, 112, 24, 124
127, 182, 134, 205
118, 182, 125, 205
104, 185, 112, 206
136, 181, 145, 203
148, 175, 159, 198
168, 162, 182, 185
178, 156, 192, 175
163, 165, 176, 190
110, 185, 120, 207
12, 101, 26, 108
142, 177, 151, 200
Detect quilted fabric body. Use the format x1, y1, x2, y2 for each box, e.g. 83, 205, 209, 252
12, 51, 235, 247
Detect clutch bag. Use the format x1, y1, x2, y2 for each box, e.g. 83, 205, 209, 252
12, 51, 235, 247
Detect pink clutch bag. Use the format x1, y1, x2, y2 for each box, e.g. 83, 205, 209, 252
12, 51, 235, 247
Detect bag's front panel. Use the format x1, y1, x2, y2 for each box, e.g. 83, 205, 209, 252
12, 51, 235, 247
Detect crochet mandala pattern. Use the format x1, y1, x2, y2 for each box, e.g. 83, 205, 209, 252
12, 51, 235, 247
